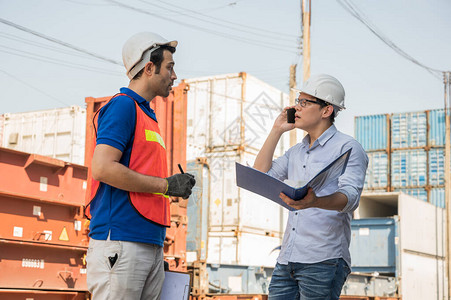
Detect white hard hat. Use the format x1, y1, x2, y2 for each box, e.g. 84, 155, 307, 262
292, 74, 346, 110
122, 32, 178, 80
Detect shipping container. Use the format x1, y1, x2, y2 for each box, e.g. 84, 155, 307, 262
353, 192, 447, 299
0, 290, 88, 300
428, 108, 445, 146
354, 114, 389, 151
1, 106, 86, 165
364, 151, 388, 189
391, 149, 427, 188
355, 109, 449, 207
185, 73, 295, 159
186, 159, 210, 262
391, 111, 427, 149
429, 147, 445, 186
0, 147, 88, 292
431, 187, 445, 208
207, 231, 280, 268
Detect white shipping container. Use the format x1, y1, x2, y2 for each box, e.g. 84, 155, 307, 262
1, 106, 86, 165
185, 73, 297, 159
207, 151, 288, 235
355, 192, 447, 299
207, 231, 281, 267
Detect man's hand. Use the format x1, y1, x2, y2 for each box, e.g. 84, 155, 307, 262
165, 173, 196, 199
280, 187, 319, 210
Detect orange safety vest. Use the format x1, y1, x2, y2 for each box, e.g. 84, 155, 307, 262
85, 94, 171, 227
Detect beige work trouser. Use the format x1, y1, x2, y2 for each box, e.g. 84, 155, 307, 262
86, 237, 165, 300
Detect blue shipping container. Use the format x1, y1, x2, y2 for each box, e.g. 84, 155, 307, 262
429, 148, 445, 186
365, 151, 388, 189
430, 188, 445, 208
355, 114, 388, 151
350, 217, 398, 275
428, 109, 446, 146
391, 149, 427, 187
395, 188, 428, 202
391, 112, 427, 148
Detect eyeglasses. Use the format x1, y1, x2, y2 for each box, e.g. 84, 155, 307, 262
295, 98, 322, 107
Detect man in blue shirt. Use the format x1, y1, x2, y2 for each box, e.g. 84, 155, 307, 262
86, 32, 195, 300
254, 74, 368, 300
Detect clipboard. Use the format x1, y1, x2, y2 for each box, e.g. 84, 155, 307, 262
161, 271, 191, 300
235, 148, 352, 211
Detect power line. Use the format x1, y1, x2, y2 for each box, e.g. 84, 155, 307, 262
0, 31, 114, 62
337, 0, 448, 80
0, 47, 123, 76
107, 0, 299, 54
0, 68, 71, 107
0, 18, 123, 66
138, 0, 298, 43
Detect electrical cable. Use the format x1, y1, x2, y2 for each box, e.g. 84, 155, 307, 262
336, 0, 449, 80
0, 48, 123, 76
137, 0, 298, 42
0, 32, 115, 62
0, 18, 123, 66
0, 68, 70, 107
107, 0, 299, 54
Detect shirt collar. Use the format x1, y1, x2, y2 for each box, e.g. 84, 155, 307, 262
119, 87, 148, 104
301, 124, 338, 148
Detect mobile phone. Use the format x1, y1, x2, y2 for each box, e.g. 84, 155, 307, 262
287, 108, 296, 123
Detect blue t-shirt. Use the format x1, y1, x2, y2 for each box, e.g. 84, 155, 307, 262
88, 87, 166, 246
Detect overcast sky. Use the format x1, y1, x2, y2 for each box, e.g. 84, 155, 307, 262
1, 0, 450, 136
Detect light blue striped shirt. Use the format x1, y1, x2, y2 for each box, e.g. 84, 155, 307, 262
267, 125, 368, 267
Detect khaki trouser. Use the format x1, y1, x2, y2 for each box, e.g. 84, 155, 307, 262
86, 236, 165, 300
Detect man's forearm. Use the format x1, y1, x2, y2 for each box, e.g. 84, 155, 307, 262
93, 161, 168, 194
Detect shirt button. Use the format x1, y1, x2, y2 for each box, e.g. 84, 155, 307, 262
303, 165, 306, 168
292, 228, 295, 231
295, 212, 298, 215
307, 151, 310, 154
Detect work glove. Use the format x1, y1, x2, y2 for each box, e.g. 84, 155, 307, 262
165, 173, 196, 199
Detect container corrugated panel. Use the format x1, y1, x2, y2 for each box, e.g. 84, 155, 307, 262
429, 148, 445, 186
354, 114, 388, 151
207, 231, 280, 267
186, 73, 292, 159
350, 217, 397, 274
394, 188, 428, 202
430, 188, 445, 208
186, 159, 209, 262
391, 149, 427, 187
207, 151, 287, 235
391, 111, 427, 148
428, 109, 445, 146
2, 106, 86, 165
0, 241, 86, 291
364, 151, 388, 189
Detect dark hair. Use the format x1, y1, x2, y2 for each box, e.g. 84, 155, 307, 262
316, 98, 336, 123
132, 45, 176, 80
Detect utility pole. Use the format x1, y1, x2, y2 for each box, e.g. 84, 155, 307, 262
302, 0, 311, 82
445, 71, 451, 299
289, 64, 297, 147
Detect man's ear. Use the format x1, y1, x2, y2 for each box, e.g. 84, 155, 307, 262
143, 61, 154, 76
323, 105, 334, 118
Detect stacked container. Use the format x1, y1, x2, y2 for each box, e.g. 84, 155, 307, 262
0, 106, 86, 165
0, 147, 89, 298
355, 109, 447, 207
185, 73, 293, 268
